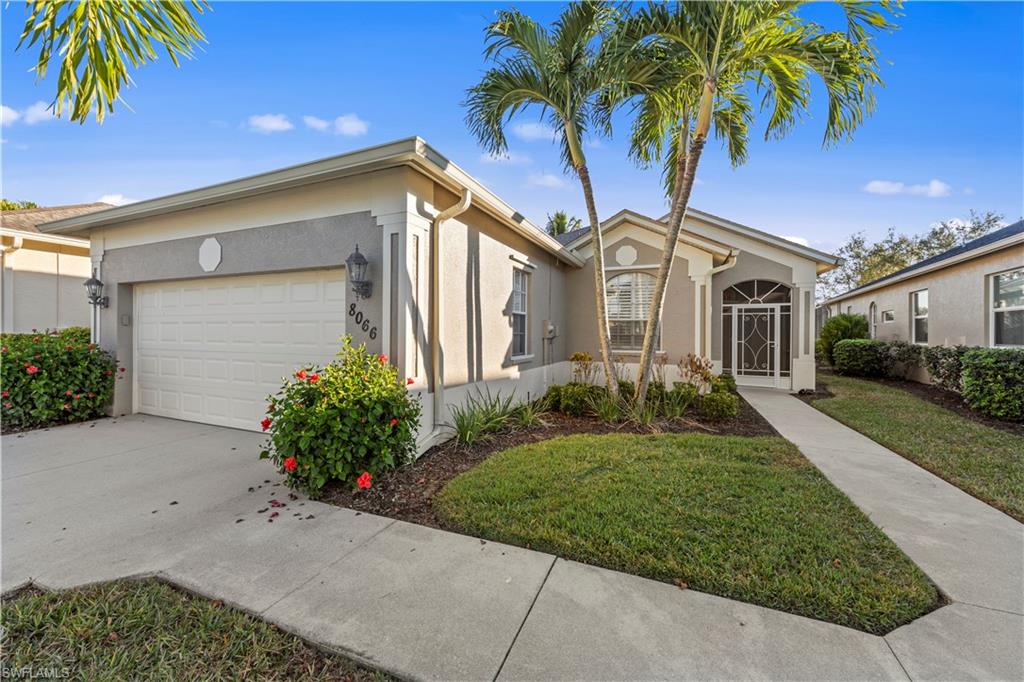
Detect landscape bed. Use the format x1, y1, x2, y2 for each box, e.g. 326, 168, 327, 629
0, 580, 387, 681
804, 374, 1024, 522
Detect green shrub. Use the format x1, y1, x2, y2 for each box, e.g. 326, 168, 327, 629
617, 379, 636, 399
700, 391, 739, 420
667, 383, 699, 415
961, 348, 1024, 422
0, 330, 116, 431
448, 389, 518, 446
647, 380, 668, 406
921, 345, 969, 393
817, 314, 869, 366
513, 398, 549, 429
559, 383, 602, 417
587, 389, 620, 423
880, 340, 922, 379
711, 374, 737, 393
260, 337, 421, 497
543, 384, 564, 411
833, 339, 886, 377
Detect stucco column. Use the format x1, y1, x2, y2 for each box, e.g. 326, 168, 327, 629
792, 279, 816, 390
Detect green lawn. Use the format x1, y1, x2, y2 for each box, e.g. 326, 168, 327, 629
812, 374, 1024, 522
0, 580, 386, 681
436, 433, 938, 634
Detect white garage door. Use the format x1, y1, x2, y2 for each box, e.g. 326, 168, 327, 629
136, 269, 346, 430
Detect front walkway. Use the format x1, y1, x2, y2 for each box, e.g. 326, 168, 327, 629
741, 388, 1024, 681
3, 411, 1022, 680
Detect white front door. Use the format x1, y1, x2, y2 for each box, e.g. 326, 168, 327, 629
730, 304, 791, 389
134, 269, 346, 430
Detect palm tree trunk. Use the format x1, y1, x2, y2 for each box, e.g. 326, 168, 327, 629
634, 84, 714, 407
577, 163, 619, 395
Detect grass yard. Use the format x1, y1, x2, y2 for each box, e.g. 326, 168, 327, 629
811, 374, 1024, 522
437, 433, 938, 634
0, 580, 386, 681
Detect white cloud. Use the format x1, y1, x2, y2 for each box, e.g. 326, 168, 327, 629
302, 115, 330, 131
480, 150, 531, 165
22, 101, 55, 125
512, 122, 558, 142
863, 178, 952, 198
963, 187, 976, 196
527, 172, 568, 189
334, 113, 368, 136
1, 105, 21, 127
779, 235, 810, 247
97, 193, 138, 206
246, 113, 294, 134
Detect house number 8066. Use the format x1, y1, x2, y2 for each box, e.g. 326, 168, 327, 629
349, 304, 378, 340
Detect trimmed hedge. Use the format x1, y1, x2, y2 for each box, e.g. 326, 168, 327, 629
961, 348, 1024, 422
879, 340, 922, 380
816, 314, 869, 366
0, 328, 116, 431
558, 383, 604, 417
833, 339, 886, 377
921, 345, 969, 393
700, 391, 739, 420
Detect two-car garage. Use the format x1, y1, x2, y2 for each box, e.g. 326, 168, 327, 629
134, 269, 346, 431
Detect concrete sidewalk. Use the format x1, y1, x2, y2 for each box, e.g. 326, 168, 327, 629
742, 387, 1024, 681
3, 412, 1022, 680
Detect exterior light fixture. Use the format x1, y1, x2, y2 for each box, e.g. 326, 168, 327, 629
83, 271, 109, 308
345, 244, 372, 300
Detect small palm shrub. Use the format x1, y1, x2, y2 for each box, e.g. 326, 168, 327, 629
448, 389, 517, 446
700, 391, 739, 420
833, 339, 886, 377
0, 329, 116, 431
961, 348, 1024, 422
261, 336, 421, 497
817, 314, 869, 366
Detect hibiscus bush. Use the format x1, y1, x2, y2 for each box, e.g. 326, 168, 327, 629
260, 336, 421, 497
0, 328, 117, 431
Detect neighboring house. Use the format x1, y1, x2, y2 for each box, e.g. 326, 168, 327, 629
37, 138, 838, 447
822, 220, 1024, 350
1, 203, 109, 333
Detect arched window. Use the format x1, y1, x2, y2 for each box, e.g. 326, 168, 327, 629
722, 279, 791, 304
606, 272, 657, 350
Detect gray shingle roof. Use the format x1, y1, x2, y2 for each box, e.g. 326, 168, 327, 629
554, 226, 589, 245
1, 203, 111, 232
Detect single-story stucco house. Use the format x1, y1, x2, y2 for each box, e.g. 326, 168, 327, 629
36, 138, 839, 448
822, 219, 1023, 350
1, 203, 110, 333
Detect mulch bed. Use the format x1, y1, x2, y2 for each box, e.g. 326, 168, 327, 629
320, 395, 778, 528
801, 370, 1024, 437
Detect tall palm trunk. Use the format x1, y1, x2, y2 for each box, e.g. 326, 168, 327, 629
634, 84, 713, 406
577, 162, 619, 395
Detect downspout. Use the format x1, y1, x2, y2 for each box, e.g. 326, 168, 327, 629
705, 250, 738, 363
429, 189, 472, 436
1, 236, 23, 332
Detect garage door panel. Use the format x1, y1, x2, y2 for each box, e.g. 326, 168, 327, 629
136, 269, 345, 430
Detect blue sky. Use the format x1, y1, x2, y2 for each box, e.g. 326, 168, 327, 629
2, 1, 1022, 253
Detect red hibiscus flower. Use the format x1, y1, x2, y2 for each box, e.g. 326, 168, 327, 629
1, 390, 7, 397
62, 403, 70, 410
65, 390, 72, 396
406, 377, 414, 385
3, 402, 12, 409
378, 354, 388, 364
390, 418, 398, 426
309, 373, 320, 383
283, 456, 297, 472
261, 417, 272, 431
119, 367, 126, 373
296, 369, 307, 380
357, 471, 372, 490
25, 365, 38, 375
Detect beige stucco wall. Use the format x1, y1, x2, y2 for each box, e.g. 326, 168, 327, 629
565, 235, 696, 362
429, 183, 568, 388
1, 243, 91, 333
827, 246, 1023, 347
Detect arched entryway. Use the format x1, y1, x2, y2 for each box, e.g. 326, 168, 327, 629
722, 280, 792, 388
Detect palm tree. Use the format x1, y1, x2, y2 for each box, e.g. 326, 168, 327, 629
545, 210, 583, 237
465, 1, 622, 394
17, 1, 208, 123
611, 0, 896, 406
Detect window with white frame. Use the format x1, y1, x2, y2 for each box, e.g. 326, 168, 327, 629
991, 267, 1023, 347
911, 289, 929, 344
511, 269, 529, 357
882, 310, 895, 323
606, 272, 657, 350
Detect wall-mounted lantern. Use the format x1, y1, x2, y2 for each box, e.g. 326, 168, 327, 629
83, 271, 109, 308
345, 244, 372, 300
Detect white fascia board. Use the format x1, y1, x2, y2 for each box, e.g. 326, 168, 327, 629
826, 233, 1024, 304
684, 208, 841, 268
564, 209, 732, 258
1, 227, 89, 249
38, 136, 582, 268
